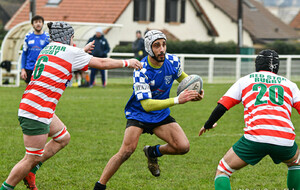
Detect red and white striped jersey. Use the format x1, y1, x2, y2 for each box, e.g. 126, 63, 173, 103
218, 71, 300, 147
18, 42, 92, 124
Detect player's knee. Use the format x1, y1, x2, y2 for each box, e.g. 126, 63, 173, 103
60, 132, 70, 147
217, 158, 235, 177
176, 141, 190, 155
25, 147, 45, 164
120, 146, 136, 160
51, 126, 70, 147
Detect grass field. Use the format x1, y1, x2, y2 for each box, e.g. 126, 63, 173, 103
1, 78, 299, 190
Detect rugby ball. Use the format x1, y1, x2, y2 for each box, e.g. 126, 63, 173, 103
177, 74, 203, 96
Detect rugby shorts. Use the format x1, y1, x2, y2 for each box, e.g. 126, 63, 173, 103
126, 115, 176, 135
233, 135, 298, 165
19, 116, 50, 135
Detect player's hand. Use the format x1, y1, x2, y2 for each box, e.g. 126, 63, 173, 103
178, 89, 200, 104
21, 69, 27, 80
192, 89, 204, 101
84, 40, 95, 53
128, 59, 143, 70
199, 123, 217, 136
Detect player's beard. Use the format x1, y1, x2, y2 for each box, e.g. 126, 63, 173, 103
153, 53, 165, 62
34, 26, 42, 33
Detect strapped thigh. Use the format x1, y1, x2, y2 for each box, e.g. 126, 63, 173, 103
26, 147, 44, 157
217, 158, 236, 176
287, 152, 300, 166
51, 126, 69, 141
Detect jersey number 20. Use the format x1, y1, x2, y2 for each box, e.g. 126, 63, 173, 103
253, 83, 284, 106
33, 56, 48, 79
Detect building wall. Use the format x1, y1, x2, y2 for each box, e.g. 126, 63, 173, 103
106, 0, 216, 51
198, 0, 253, 47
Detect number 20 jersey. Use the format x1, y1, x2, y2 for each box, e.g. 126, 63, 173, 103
218, 71, 300, 147
18, 42, 92, 125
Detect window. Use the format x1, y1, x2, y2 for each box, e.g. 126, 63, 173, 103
133, 0, 155, 22
165, 0, 185, 23
46, 0, 62, 6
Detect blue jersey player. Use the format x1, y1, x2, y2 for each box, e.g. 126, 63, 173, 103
94, 30, 204, 190
20, 15, 49, 86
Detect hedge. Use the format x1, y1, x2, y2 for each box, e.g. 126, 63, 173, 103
264, 40, 300, 55
113, 40, 237, 54
113, 40, 300, 55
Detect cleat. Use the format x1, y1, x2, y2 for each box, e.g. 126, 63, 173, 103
23, 172, 38, 190
143, 145, 160, 177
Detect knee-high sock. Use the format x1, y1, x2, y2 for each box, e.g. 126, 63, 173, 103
0, 181, 14, 190
215, 175, 231, 190
288, 166, 300, 190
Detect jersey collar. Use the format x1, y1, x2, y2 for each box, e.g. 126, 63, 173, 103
147, 56, 163, 69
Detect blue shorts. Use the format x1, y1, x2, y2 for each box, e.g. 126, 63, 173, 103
126, 115, 176, 135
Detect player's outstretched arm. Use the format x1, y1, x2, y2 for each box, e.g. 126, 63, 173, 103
84, 40, 95, 53
198, 103, 228, 136
199, 123, 217, 136
88, 58, 142, 70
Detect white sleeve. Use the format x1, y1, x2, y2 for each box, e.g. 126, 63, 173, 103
223, 79, 242, 101
291, 82, 300, 105
72, 47, 93, 71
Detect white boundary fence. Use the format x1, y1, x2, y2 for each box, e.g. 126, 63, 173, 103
2, 51, 300, 86
108, 53, 300, 83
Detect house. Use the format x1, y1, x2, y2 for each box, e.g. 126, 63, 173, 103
0, 0, 24, 26
256, 0, 300, 24
289, 10, 300, 35
2, 0, 299, 63
202, 0, 299, 45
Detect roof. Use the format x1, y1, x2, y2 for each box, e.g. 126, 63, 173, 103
190, 0, 218, 37
209, 0, 299, 42
0, 0, 24, 25
0, 0, 24, 17
5, 0, 131, 30
290, 11, 300, 29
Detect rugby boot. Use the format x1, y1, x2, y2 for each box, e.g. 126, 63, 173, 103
23, 172, 38, 190
143, 145, 160, 177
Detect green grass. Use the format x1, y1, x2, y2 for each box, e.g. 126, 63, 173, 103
0, 78, 299, 189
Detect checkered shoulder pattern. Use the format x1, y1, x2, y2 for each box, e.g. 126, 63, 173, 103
166, 53, 182, 78
133, 63, 152, 101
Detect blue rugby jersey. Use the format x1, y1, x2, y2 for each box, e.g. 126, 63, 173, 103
21, 31, 50, 70
125, 53, 183, 123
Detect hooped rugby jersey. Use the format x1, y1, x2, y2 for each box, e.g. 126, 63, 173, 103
218, 71, 300, 146
18, 42, 92, 124
125, 53, 183, 123
21, 31, 50, 70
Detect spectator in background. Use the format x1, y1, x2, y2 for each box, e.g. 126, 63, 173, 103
87, 27, 110, 88
20, 15, 49, 86
132, 30, 147, 61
